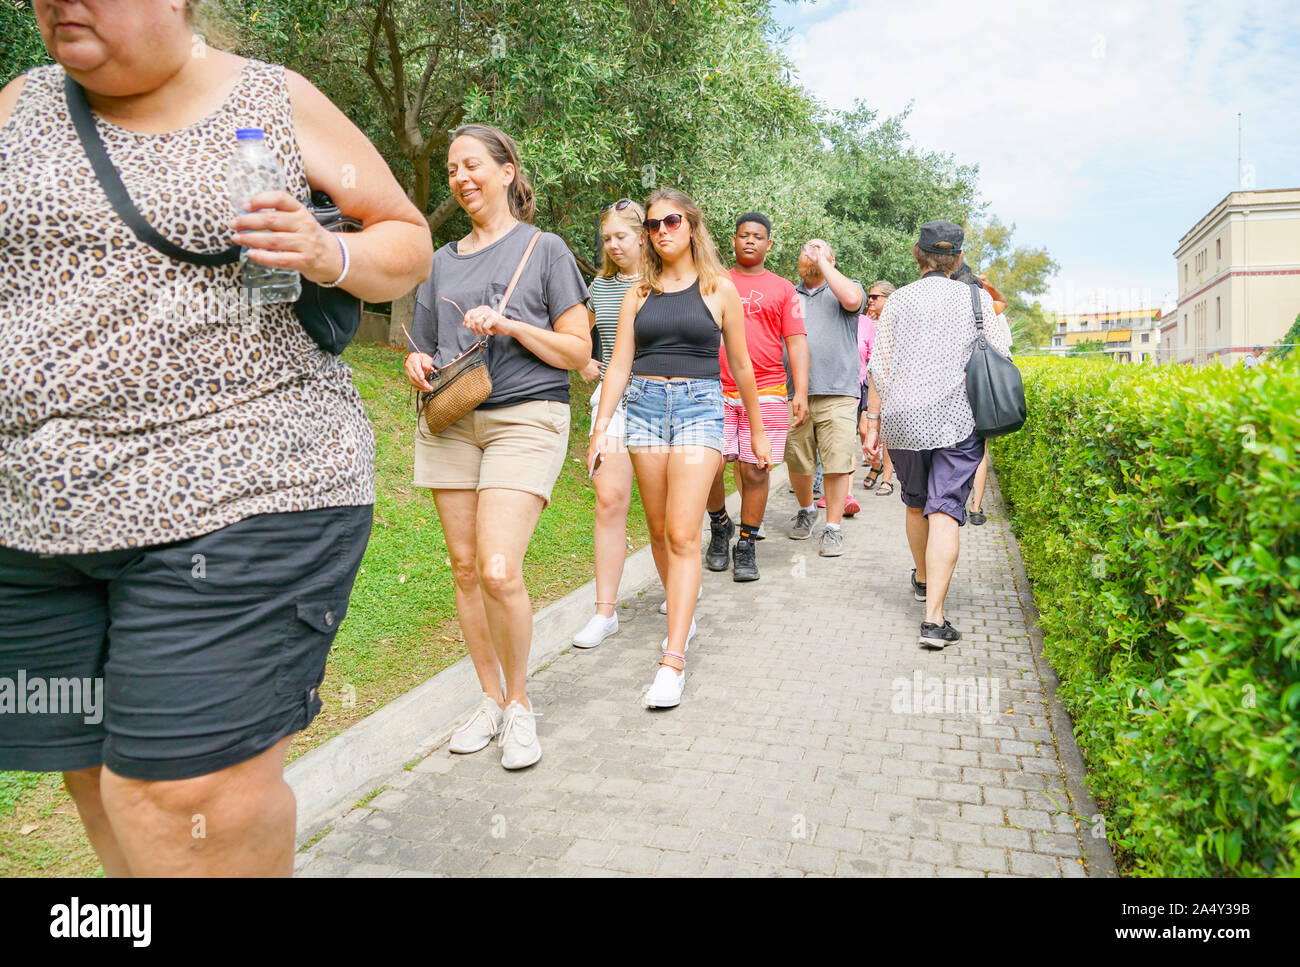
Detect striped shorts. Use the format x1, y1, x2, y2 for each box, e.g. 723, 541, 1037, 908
722, 393, 789, 465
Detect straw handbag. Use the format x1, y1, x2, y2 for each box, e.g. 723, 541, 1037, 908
419, 230, 542, 435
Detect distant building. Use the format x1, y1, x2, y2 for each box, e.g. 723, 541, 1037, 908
1169, 188, 1300, 365
1047, 308, 1161, 363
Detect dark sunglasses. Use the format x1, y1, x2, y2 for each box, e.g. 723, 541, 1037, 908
600, 198, 634, 214
867, 293, 887, 300
644, 213, 685, 233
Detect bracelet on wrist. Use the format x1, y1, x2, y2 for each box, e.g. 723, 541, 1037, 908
864, 412, 881, 421
318, 234, 350, 288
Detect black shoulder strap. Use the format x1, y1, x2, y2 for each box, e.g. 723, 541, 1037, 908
968, 281, 985, 331
64, 73, 239, 266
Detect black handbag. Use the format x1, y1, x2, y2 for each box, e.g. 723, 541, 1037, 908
964, 282, 1027, 437
64, 74, 363, 355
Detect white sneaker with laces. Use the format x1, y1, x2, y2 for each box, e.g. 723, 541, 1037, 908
448, 694, 504, 754
644, 664, 686, 708
660, 618, 697, 653
658, 584, 702, 615
499, 701, 542, 770
573, 612, 618, 648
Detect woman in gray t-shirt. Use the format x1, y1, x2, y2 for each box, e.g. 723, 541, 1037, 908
403, 125, 590, 772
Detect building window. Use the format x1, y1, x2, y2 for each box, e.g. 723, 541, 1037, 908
1184, 264, 1189, 286
1052, 337, 1062, 347
1141, 332, 1149, 343
1216, 238, 1222, 262
1216, 297, 1221, 330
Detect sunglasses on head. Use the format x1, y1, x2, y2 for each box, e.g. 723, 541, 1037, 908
644, 213, 685, 233
601, 198, 634, 214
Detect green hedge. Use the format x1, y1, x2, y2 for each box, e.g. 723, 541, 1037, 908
990, 357, 1300, 876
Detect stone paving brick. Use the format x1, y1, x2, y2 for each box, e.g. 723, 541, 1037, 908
299, 475, 1097, 879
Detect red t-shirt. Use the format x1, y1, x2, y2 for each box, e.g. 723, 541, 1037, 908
720, 268, 804, 392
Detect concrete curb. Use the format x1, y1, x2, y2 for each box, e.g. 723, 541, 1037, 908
990, 463, 1120, 877
288, 463, 789, 843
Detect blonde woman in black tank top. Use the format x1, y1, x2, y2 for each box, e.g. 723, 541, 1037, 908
588, 189, 771, 709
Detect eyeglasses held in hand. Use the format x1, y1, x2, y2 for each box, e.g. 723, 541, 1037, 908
644, 213, 684, 233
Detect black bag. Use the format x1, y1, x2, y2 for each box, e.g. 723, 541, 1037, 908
964, 282, 1027, 437
64, 74, 363, 355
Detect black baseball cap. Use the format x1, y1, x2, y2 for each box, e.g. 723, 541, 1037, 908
917, 220, 963, 254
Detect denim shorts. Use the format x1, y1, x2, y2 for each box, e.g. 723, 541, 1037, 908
622, 375, 724, 453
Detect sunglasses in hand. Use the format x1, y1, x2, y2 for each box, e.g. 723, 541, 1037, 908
644, 213, 684, 233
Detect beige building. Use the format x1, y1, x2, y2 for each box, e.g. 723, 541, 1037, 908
1167, 188, 1300, 365
1047, 308, 1161, 363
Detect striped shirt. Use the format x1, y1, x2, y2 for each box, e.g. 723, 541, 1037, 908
588, 273, 638, 368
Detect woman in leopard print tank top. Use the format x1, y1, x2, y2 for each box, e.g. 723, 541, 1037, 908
0, 0, 431, 877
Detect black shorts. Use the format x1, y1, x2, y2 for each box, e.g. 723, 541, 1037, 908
0, 505, 372, 781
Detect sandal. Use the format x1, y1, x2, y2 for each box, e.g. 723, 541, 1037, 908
862, 467, 881, 491
875, 480, 895, 496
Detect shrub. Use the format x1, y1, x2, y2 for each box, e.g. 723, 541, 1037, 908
990, 356, 1300, 876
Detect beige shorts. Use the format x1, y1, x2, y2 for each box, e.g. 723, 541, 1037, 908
786, 395, 859, 476
414, 399, 571, 506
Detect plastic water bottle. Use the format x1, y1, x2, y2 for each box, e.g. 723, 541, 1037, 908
226, 127, 301, 305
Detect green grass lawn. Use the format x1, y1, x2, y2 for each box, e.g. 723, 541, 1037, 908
0, 342, 648, 877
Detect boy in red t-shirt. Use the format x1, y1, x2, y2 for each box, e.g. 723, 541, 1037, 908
705, 212, 810, 582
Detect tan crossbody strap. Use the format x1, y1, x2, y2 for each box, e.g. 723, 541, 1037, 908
497, 230, 543, 319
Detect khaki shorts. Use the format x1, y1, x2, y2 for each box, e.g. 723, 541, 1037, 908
786, 395, 859, 476
414, 399, 571, 506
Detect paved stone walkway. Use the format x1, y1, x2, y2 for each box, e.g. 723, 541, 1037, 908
296, 468, 1100, 877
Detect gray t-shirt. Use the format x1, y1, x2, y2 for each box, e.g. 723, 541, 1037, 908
412, 222, 589, 408
796, 278, 866, 397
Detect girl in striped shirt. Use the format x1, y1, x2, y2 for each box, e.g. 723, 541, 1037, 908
571, 199, 646, 648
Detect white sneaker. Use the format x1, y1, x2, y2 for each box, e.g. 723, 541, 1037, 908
644, 665, 686, 708
573, 612, 618, 648
448, 694, 504, 754
661, 618, 697, 653
499, 701, 542, 770
658, 584, 702, 615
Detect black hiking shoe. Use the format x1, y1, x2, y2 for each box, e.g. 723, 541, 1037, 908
732, 538, 759, 582
968, 510, 987, 525
919, 619, 961, 650
911, 568, 927, 601
706, 517, 734, 572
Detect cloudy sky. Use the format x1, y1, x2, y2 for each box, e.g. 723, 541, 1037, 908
773, 0, 1300, 313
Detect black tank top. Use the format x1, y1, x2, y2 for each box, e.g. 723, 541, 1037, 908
631, 278, 722, 379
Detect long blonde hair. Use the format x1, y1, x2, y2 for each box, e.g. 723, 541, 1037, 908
639, 188, 726, 296
598, 201, 646, 278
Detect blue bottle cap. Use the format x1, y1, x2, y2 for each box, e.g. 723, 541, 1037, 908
235, 127, 265, 140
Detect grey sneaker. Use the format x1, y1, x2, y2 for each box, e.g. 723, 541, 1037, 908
911, 568, 927, 601
969, 510, 988, 525
819, 526, 844, 557
788, 508, 816, 540
919, 619, 962, 650
499, 701, 542, 770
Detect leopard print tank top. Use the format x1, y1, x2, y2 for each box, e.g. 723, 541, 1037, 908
0, 61, 375, 555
